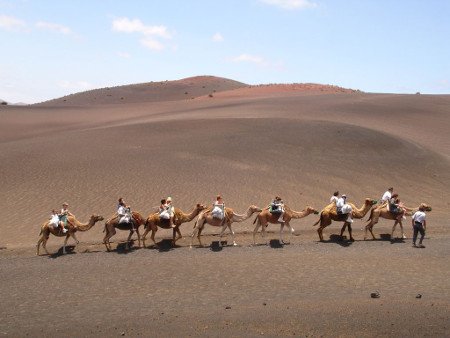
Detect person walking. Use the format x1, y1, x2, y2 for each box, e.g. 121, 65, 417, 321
412, 205, 427, 248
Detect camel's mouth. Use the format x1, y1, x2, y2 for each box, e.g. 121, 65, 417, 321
313, 211, 319, 215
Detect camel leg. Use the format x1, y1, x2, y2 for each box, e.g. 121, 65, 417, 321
287, 222, 294, 244
228, 224, 237, 246
42, 236, 50, 255
279, 223, 285, 244
218, 223, 228, 247
103, 227, 112, 252
104, 227, 116, 252
252, 220, 262, 245
391, 221, 398, 239
261, 222, 269, 245
150, 228, 158, 248
142, 226, 150, 248
173, 227, 182, 245
317, 226, 324, 242
197, 226, 204, 247
136, 228, 141, 247
63, 234, 70, 254
36, 236, 44, 256
399, 221, 406, 239
364, 223, 372, 240
126, 230, 134, 250
191, 218, 205, 248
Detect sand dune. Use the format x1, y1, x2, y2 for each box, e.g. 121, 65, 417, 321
1, 76, 449, 336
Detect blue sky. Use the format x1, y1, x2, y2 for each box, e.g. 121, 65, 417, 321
1, 0, 449, 103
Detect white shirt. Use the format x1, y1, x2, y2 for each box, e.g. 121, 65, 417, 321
412, 211, 426, 225
336, 197, 345, 208
381, 191, 392, 202
118, 205, 127, 216
330, 196, 338, 204
50, 214, 59, 225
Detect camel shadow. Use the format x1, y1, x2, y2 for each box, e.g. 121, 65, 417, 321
156, 239, 175, 252
115, 240, 138, 254
369, 233, 405, 244
48, 245, 76, 259
210, 241, 225, 252
269, 239, 284, 248
318, 234, 353, 247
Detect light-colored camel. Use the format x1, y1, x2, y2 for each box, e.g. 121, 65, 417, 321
142, 204, 206, 248
364, 203, 432, 240
190, 205, 262, 247
103, 211, 146, 251
252, 206, 319, 245
37, 214, 104, 255
313, 198, 378, 241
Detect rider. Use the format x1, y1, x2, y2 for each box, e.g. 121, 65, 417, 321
159, 199, 172, 224
381, 187, 394, 205
269, 196, 285, 223
211, 195, 225, 220
389, 194, 405, 222
330, 191, 339, 204
50, 209, 67, 233
59, 202, 73, 232
336, 194, 353, 223
117, 198, 132, 227
166, 197, 176, 228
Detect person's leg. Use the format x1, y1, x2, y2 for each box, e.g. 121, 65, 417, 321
418, 225, 425, 246
412, 225, 419, 246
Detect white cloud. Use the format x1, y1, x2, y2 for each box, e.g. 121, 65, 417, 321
260, 0, 317, 10
112, 17, 172, 51
232, 53, 268, 66
36, 21, 72, 35
212, 32, 224, 42
0, 14, 26, 31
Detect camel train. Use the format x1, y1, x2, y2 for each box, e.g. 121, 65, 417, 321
36, 194, 431, 255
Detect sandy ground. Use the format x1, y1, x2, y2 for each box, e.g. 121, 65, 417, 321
0, 77, 449, 336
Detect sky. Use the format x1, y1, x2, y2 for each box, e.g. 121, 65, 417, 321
1, 0, 449, 103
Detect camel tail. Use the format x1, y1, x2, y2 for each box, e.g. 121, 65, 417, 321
312, 213, 322, 227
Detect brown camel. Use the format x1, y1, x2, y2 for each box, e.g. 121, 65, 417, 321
313, 198, 378, 241
190, 205, 262, 247
142, 204, 206, 248
252, 206, 319, 245
37, 214, 104, 255
364, 203, 432, 240
103, 211, 146, 251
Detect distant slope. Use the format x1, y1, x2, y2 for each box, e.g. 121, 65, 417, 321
35, 76, 248, 106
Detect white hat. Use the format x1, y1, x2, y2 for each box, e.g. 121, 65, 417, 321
342, 194, 347, 198
167, 196, 172, 202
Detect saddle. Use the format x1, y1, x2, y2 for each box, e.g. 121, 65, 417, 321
269, 204, 282, 214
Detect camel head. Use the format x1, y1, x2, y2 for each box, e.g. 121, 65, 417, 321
306, 206, 320, 215
196, 203, 207, 211
365, 198, 378, 206
249, 205, 263, 213
420, 203, 432, 212
91, 215, 104, 223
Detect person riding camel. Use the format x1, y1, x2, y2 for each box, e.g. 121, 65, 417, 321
166, 196, 176, 228
117, 198, 133, 228
336, 194, 353, 223
50, 209, 67, 233
388, 193, 405, 221
211, 195, 225, 220
159, 199, 174, 227
59, 202, 73, 232
380, 187, 394, 205
330, 191, 339, 204
269, 196, 285, 223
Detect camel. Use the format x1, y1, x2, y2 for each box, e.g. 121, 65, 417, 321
313, 198, 378, 242
142, 204, 206, 248
37, 214, 104, 255
103, 211, 146, 251
364, 203, 432, 240
190, 205, 262, 247
252, 205, 319, 245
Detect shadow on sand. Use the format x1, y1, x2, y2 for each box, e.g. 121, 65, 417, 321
48, 245, 76, 259
369, 233, 406, 244
269, 239, 284, 248
318, 234, 353, 247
